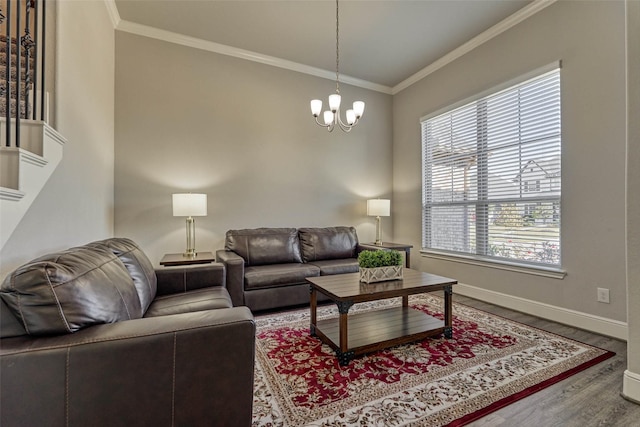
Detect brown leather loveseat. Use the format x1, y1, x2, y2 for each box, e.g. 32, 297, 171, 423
216, 226, 365, 311
0, 238, 255, 427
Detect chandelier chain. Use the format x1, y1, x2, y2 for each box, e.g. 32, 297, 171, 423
335, 0, 340, 94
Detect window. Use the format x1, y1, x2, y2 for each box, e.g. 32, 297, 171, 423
421, 67, 561, 267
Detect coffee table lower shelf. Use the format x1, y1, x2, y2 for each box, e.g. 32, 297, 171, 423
313, 306, 445, 365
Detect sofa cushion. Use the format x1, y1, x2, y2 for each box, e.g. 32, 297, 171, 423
244, 263, 320, 290
155, 263, 226, 296
307, 258, 359, 276
0, 245, 142, 335
144, 287, 232, 318
87, 238, 157, 313
225, 228, 303, 266
299, 226, 359, 262
0, 298, 27, 338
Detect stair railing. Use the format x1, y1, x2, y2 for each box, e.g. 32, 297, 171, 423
1, 0, 47, 149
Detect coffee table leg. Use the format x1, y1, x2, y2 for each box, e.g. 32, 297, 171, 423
444, 285, 453, 338
310, 285, 317, 336
339, 311, 348, 353
336, 301, 353, 363
336, 350, 355, 366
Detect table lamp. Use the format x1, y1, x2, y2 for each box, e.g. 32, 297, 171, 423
172, 193, 207, 257
367, 199, 390, 246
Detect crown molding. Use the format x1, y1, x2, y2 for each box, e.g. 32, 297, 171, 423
104, 0, 121, 29
115, 19, 393, 95
108, 0, 555, 96
392, 0, 558, 95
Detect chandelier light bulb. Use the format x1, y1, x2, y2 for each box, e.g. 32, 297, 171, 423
328, 94, 341, 113
353, 101, 365, 118
311, 99, 323, 117
346, 109, 356, 125
324, 110, 334, 125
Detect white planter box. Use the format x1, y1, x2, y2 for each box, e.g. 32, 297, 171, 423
359, 265, 403, 283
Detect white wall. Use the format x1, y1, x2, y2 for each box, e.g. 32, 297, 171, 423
113, 32, 393, 265
392, 1, 628, 323
624, 0, 640, 401
0, 0, 115, 278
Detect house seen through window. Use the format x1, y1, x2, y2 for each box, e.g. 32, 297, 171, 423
421, 68, 561, 266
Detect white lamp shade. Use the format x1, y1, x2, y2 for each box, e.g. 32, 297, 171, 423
367, 199, 390, 217
328, 93, 341, 112
173, 193, 207, 217
323, 110, 334, 125
353, 101, 365, 118
346, 109, 356, 125
310, 99, 322, 117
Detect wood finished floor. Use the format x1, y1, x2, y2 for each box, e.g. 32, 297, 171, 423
453, 294, 640, 427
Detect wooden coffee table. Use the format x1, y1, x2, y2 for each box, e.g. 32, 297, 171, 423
307, 269, 457, 365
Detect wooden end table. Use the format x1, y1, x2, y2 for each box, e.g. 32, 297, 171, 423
159, 251, 215, 266
307, 269, 457, 366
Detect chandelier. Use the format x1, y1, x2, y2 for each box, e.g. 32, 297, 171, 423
310, 0, 365, 132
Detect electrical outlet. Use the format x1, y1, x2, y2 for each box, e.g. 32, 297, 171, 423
597, 287, 610, 304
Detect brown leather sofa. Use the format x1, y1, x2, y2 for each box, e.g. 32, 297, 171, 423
0, 238, 255, 427
216, 226, 364, 311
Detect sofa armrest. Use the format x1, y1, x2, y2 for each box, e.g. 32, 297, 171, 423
216, 249, 245, 307
356, 244, 367, 254
154, 263, 226, 296
0, 307, 255, 427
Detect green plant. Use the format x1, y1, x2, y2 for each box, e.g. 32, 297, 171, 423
358, 250, 402, 268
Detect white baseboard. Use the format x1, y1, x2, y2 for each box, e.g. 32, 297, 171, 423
455, 283, 628, 341
623, 370, 640, 403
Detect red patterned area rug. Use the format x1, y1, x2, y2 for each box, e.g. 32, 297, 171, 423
252, 294, 614, 426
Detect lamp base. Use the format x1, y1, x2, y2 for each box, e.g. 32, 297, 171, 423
184, 217, 197, 258
374, 216, 383, 247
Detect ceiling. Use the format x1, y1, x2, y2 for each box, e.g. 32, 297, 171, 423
113, 0, 533, 90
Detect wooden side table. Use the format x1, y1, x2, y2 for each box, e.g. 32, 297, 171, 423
159, 251, 215, 267
359, 242, 413, 268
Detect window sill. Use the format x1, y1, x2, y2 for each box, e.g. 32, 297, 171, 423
420, 250, 567, 279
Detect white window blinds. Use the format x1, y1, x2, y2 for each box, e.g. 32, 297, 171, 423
421, 68, 561, 266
